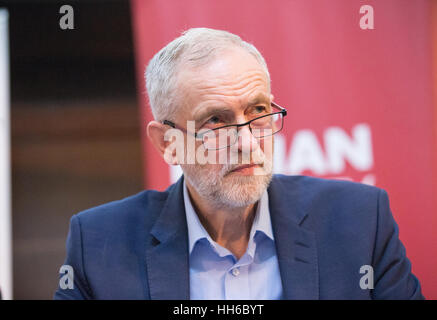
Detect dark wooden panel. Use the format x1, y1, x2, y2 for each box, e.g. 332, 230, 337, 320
4, 1, 146, 299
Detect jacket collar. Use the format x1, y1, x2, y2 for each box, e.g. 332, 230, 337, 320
146, 175, 190, 299
268, 175, 319, 299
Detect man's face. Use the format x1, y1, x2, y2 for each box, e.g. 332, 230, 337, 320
175, 47, 274, 208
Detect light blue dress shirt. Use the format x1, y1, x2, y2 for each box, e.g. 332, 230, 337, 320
183, 181, 283, 300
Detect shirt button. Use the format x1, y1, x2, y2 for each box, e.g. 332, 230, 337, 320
231, 268, 240, 276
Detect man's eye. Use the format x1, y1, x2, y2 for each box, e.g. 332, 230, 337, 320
206, 116, 221, 124
254, 106, 267, 113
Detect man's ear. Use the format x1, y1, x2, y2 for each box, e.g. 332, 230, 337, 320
147, 121, 179, 165
270, 93, 275, 102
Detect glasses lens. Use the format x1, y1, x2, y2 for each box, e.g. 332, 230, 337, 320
251, 113, 283, 138
202, 127, 238, 150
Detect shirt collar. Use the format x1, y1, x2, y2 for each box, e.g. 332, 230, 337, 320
183, 179, 274, 255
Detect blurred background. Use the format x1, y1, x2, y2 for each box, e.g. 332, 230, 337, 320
0, 0, 436, 299
0, 0, 142, 299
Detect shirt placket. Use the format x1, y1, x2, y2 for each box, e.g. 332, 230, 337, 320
224, 239, 257, 300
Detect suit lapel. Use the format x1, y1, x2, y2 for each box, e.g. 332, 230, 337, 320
145, 176, 190, 300
268, 176, 319, 299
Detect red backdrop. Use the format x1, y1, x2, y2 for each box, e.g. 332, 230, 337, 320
131, 0, 437, 299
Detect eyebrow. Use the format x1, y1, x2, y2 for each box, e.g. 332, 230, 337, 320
193, 104, 233, 123
247, 93, 270, 107
192, 93, 271, 123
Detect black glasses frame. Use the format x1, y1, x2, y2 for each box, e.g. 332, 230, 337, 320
162, 101, 287, 142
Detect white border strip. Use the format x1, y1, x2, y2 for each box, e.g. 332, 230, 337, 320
0, 8, 12, 300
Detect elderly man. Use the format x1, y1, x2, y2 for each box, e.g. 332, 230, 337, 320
55, 28, 423, 300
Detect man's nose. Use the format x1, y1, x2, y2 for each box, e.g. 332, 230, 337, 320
236, 124, 259, 153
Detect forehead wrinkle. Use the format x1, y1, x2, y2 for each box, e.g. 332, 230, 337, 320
194, 82, 267, 113
200, 82, 266, 101
189, 78, 269, 121
193, 77, 269, 107
177, 55, 270, 120
194, 70, 268, 93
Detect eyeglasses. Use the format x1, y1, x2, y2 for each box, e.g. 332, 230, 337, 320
162, 101, 287, 150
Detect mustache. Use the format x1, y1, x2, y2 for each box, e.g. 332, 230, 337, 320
221, 150, 271, 176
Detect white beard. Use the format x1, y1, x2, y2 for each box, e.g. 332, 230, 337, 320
181, 156, 273, 208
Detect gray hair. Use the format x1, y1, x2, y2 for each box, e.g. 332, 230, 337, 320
145, 28, 270, 121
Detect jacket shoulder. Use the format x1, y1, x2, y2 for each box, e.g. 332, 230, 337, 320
73, 187, 171, 233
272, 174, 380, 195
271, 174, 383, 231
272, 174, 381, 206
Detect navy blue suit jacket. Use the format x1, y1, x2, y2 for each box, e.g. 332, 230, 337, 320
54, 174, 424, 299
